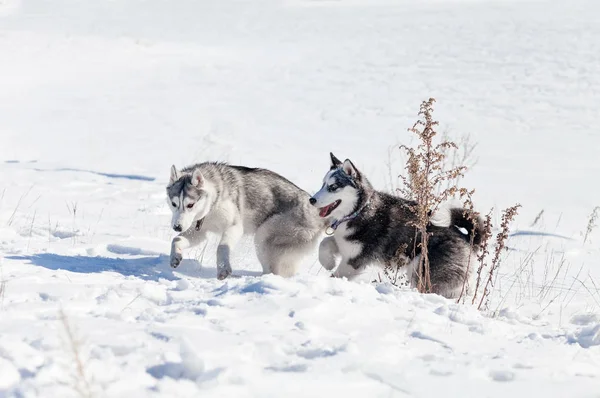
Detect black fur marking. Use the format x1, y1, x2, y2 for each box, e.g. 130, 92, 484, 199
330, 152, 343, 169
449, 208, 483, 246
330, 168, 358, 190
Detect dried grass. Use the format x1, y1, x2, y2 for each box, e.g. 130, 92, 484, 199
389, 98, 520, 309
583, 206, 599, 245
397, 98, 474, 294
60, 310, 94, 398
475, 204, 521, 310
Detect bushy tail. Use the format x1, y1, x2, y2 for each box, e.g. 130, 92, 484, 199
449, 208, 485, 247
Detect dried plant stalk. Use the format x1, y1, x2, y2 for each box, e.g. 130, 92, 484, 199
398, 98, 473, 294
583, 206, 599, 245
477, 204, 521, 310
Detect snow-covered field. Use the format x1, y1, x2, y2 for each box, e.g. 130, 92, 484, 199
1, 0, 600, 396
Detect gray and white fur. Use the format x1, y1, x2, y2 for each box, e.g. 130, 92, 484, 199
167, 162, 325, 280
310, 153, 483, 298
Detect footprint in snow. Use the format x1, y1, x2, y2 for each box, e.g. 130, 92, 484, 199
265, 364, 308, 373
296, 341, 346, 360
430, 369, 453, 377
489, 370, 516, 382
410, 331, 452, 350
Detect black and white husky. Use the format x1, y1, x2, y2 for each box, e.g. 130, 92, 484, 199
309, 153, 483, 298
167, 163, 325, 280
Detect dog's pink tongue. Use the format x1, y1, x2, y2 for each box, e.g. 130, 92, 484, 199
319, 206, 329, 218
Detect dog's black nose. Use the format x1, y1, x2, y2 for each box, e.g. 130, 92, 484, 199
173, 224, 182, 232
309, 197, 316, 205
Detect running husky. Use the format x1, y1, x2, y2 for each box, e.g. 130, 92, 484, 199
310, 153, 483, 298
166, 162, 325, 280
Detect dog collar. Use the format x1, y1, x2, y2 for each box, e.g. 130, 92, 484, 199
325, 197, 371, 235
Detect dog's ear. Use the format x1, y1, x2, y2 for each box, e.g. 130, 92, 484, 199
191, 168, 204, 187
169, 165, 179, 184
342, 159, 360, 180
330, 152, 342, 169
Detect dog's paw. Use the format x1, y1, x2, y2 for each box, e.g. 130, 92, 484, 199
318, 250, 338, 271
319, 256, 338, 271
217, 265, 232, 280
170, 252, 182, 268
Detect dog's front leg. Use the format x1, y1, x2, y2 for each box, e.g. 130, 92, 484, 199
216, 223, 243, 280
319, 236, 340, 271
170, 228, 207, 268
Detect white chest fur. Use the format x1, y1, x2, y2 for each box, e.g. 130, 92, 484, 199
203, 199, 240, 233
333, 222, 362, 261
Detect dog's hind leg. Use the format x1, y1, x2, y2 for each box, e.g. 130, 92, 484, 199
427, 234, 471, 299
254, 214, 319, 277
319, 236, 340, 271
267, 244, 314, 277
254, 215, 282, 275
216, 223, 244, 280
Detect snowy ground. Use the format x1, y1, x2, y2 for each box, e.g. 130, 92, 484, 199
1, 0, 600, 396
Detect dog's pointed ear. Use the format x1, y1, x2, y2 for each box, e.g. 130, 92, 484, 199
169, 165, 179, 184
342, 159, 360, 179
191, 168, 204, 187
330, 152, 342, 169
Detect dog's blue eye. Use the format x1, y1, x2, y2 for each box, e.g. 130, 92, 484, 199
186, 203, 194, 209
329, 184, 338, 191
172, 202, 177, 207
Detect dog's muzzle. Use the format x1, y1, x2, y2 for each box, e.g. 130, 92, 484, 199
173, 219, 203, 233
309, 197, 317, 205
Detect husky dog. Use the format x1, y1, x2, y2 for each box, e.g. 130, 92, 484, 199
166, 162, 325, 280
309, 153, 483, 298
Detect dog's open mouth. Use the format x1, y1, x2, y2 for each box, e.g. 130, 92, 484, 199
319, 200, 341, 218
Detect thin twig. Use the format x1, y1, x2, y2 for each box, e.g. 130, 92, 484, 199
7, 185, 34, 226
59, 309, 93, 398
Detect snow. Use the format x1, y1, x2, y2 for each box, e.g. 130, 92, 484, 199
1, 0, 600, 396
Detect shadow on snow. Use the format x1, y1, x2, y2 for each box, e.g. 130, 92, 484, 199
7, 253, 263, 281
33, 167, 155, 182
7, 253, 177, 281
